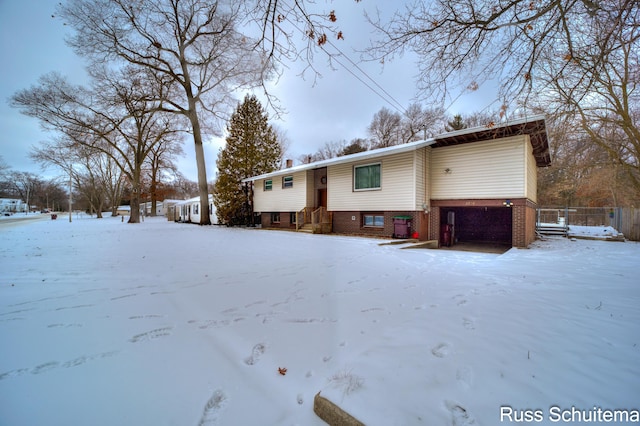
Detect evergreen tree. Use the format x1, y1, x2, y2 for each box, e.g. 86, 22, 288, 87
214, 95, 282, 225
446, 114, 467, 132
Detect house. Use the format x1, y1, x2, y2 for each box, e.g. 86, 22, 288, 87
115, 205, 131, 216
242, 115, 550, 248
173, 195, 217, 224
0, 198, 27, 214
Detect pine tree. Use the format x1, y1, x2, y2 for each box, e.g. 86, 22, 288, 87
446, 114, 467, 132
214, 95, 282, 225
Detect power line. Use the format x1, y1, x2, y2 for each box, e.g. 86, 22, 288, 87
275, 1, 409, 117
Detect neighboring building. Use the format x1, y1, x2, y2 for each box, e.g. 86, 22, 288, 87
115, 205, 131, 216
140, 201, 171, 217
0, 198, 27, 214
173, 195, 217, 224
242, 115, 550, 248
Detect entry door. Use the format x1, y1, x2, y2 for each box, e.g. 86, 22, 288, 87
318, 189, 327, 208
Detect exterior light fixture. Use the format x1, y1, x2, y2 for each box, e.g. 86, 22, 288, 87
503, 199, 514, 207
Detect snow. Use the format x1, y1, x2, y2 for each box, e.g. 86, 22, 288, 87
1, 216, 639, 426
568, 225, 623, 239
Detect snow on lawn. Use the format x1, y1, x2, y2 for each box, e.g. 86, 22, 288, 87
1, 216, 639, 426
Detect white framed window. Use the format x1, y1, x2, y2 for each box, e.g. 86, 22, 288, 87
282, 175, 293, 188
193, 203, 199, 214
363, 214, 384, 228
271, 212, 280, 223
354, 163, 381, 191
264, 179, 272, 191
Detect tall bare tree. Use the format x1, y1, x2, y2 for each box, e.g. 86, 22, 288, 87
58, 0, 272, 224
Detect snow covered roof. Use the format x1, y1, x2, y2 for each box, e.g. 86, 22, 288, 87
242, 114, 549, 183
174, 194, 214, 206
243, 138, 437, 182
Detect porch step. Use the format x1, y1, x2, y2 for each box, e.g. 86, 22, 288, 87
297, 223, 314, 233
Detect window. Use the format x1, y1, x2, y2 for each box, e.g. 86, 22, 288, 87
354, 163, 381, 190
264, 179, 273, 191
363, 214, 384, 228
193, 203, 199, 214
282, 175, 293, 188
271, 212, 280, 223
290, 212, 297, 224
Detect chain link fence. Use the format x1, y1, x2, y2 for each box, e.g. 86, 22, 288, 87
537, 207, 639, 241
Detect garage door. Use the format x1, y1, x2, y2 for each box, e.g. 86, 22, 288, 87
441, 207, 512, 245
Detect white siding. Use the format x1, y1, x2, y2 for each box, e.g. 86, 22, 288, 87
431, 136, 528, 199
328, 150, 418, 211
524, 136, 538, 203
415, 147, 430, 210
253, 171, 308, 212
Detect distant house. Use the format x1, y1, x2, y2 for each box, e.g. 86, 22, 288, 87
242, 115, 550, 248
0, 198, 27, 214
115, 205, 131, 216
173, 195, 217, 224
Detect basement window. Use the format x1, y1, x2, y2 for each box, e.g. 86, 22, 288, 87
363, 214, 384, 228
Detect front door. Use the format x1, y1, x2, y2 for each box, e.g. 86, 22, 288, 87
317, 188, 327, 208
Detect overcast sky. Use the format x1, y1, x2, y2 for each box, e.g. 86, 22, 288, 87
0, 0, 496, 182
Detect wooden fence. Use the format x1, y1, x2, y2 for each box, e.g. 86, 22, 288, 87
620, 208, 640, 241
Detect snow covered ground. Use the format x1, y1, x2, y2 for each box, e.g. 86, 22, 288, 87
1, 216, 638, 426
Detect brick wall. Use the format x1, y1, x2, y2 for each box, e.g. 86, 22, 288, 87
332, 211, 423, 239
262, 200, 538, 247
260, 212, 294, 229
511, 200, 537, 247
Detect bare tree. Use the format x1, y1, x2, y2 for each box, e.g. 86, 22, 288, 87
401, 103, 446, 141
144, 134, 184, 216
12, 68, 180, 223
58, 0, 272, 224
532, 8, 640, 196
368, 107, 402, 148
4, 171, 41, 212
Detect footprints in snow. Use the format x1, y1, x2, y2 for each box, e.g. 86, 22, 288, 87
445, 400, 478, 426
431, 342, 451, 358
0, 351, 119, 381
198, 389, 227, 426
244, 343, 266, 366
129, 326, 173, 343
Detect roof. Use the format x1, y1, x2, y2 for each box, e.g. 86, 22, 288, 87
242, 114, 550, 182
243, 138, 437, 182
174, 194, 214, 205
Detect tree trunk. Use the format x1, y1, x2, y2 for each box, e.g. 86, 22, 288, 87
128, 174, 141, 224
128, 195, 140, 223
189, 110, 211, 225
150, 179, 157, 217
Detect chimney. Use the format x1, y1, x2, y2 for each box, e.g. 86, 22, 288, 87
285, 159, 293, 168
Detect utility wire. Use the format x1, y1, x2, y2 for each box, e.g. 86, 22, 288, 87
276, 1, 409, 117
